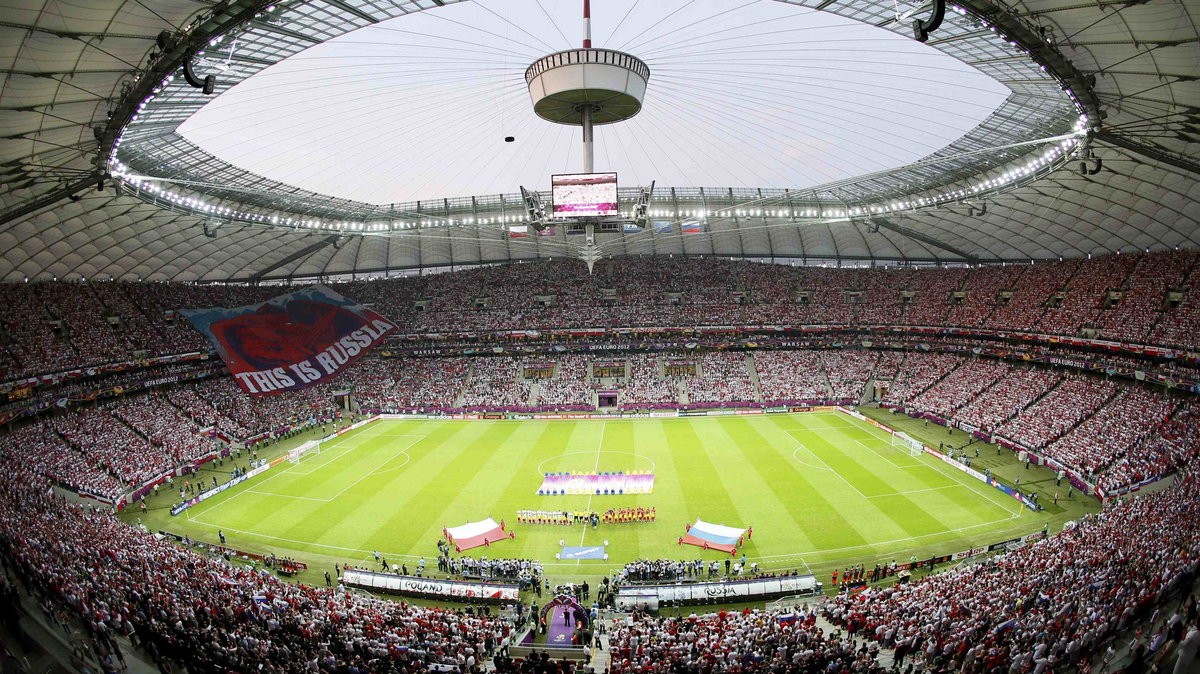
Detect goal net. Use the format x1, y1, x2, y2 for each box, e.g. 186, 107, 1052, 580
891, 432, 924, 457
287, 440, 320, 465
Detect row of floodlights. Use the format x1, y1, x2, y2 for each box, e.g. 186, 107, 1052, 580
110, 125, 1083, 234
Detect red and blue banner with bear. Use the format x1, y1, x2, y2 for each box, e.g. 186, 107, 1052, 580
182, 285, 396, 396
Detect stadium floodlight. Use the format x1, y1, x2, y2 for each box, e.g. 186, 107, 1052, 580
520, 185, 548, 231
183, 58, 217, 95
631, 180, 655, 229
911, 0, 947, 42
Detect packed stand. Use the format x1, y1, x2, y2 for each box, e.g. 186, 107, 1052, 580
686, 352, 756, 405
459, 357, 530, 409
167, 384, 253, 438
881, 352, 959, 405
534, 355, 594, 408
823, 471, 1200, 674
995, 375, 1117, 451
0, 469, 514, 673
820, 350, 879, 401
183, 377, 338, 439
945, 264, 1026, 328
1043, 387, 1177, 478
618, 355, 678, 406
1038, 253, 1138, 336
907, 358, 1011, 419
1096, 251, 1196, 344
1099, 400, 1200, 491
986, 259, 1077, 332
112, 394, 216, 466
754, 350, 830, 402
49, 405, 176, 487
952, 367, 1062, 434
1, 422, 122, 499
383, 356, 470, 409
608, 605, 885, 674
899, 267, 969, 326
5, 252, 1200, 383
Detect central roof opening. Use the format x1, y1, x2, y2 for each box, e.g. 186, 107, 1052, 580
177, 0, 1009, 205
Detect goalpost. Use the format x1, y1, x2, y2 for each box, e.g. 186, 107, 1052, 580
891, 432, 925, 458
287, 440, 321, 465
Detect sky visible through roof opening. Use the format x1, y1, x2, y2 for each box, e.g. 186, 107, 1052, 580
178, 0, 1010, 205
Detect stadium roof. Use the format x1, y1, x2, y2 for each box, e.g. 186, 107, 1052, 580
0, 0, 1197, 281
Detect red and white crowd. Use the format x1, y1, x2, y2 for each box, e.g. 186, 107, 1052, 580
459, 357, 531, 409
755, 351, 829, 401
617, 354, 679, 405
608, 605, 886, 674
5, 251, 1200, 382
881, 353, 961, 405
685, 353, 756, 405
907, 359, 1011, 419
0, 465, 513, 673
533, 355, 594, 407
995, 376, 1117, 452
951, 368, 1062, 434
822, 471, 1200, 673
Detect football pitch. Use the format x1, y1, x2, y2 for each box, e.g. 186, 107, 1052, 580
162, 410, 1066, 582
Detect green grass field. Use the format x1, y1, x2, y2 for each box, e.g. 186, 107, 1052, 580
134, 410, 1098, 591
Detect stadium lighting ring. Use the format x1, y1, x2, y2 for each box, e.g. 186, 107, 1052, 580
102, 0, 1101, 241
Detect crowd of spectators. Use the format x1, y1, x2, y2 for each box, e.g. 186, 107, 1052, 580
0, 467, 513, 673
112, 394, 216, 466
755, 351, 830, 402
820, 351, 879, 401
1038, 254, 1139, 336
1043, 388, 1177, 478
822, 471, 1200, 674
907, 359, 1011, 419
1098, 401, 1200, 491
985, 260, 1078, 333
534, 355, 594, 408
460, 358, 531, 409
181, 377, 338, 438
618, 355, 678, 406
49, 405, 177, 488
381, 357, 471, 409
881, 353, 960, 405
608, 605, 885, 674
4, 251, 1200, 384
995, 375, 1117, 451
952, 367, 1062, 434
686, 353, 756, 405
1, 422, 123, 499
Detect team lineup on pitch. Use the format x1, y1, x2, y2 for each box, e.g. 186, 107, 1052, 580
166, 410, 1052, 583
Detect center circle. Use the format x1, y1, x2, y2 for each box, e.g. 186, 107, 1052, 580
536, 450, 656, 476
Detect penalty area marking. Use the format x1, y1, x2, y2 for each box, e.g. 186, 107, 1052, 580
787, 436, 869, 498
789, 446, 833, 472
195, 436, 421, 517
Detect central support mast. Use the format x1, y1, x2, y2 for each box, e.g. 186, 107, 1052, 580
581, 0, 594, 172
522, 0, 651, 273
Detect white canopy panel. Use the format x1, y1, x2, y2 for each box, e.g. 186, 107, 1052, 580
0, 0, 1196, 280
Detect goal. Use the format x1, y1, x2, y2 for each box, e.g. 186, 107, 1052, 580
891, 432, 924, 457
287, 440, 320, 465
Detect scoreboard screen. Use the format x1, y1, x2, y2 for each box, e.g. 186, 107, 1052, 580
551, 172, 618, 218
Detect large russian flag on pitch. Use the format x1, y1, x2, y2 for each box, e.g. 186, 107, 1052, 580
682, 519, 745, 553
181, 285, 396, 396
